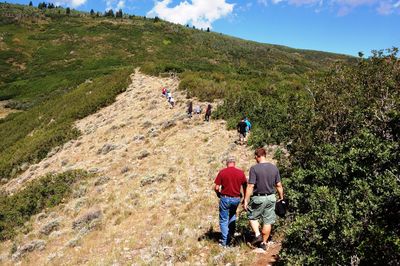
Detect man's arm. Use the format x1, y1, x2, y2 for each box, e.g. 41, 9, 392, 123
275, 182, 284, 200
214, 184, 221, 198
243, 183, 254, 210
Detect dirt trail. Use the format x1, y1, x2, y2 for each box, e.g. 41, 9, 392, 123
0, 100, 19, 119
0, 70, 280, 265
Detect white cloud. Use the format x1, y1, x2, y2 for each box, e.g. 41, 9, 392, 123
117, 0, 125, 9
54, 0, 87, 7
260, 0, 400, 15
105, 0, 126, 10
147, 0, 235, 29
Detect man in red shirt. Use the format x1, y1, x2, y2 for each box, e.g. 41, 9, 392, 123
214, 156, 247, 247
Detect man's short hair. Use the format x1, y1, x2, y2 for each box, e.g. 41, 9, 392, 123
255, 148, 266, 157
226, 156, 236, 163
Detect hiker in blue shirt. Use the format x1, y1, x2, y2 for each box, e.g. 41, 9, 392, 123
244, 117, 252, 132
244, 117, 252, 141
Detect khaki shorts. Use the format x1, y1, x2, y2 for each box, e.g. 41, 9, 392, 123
247, 194, 276, 225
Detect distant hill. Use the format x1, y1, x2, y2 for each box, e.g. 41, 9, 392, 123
0, 3, 351, 108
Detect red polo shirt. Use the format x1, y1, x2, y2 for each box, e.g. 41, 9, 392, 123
214, 167, 247, 197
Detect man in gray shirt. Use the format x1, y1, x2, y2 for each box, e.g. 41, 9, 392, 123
244, 148, 284, 251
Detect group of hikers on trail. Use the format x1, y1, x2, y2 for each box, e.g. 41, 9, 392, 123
162, 87, 175, 108
161, 87, 212, 121
186, 101, 212, 122
214, 147, 284, 251
161, 86, 280, 252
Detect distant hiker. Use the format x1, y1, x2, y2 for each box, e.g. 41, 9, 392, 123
214, 156, 247, 247
187, 101, 193, 118
162, 87, 167, 97
237, 118, 247, 145
243, 148, 284, 251
204, 104, 212, 122
244, 117, 252, 141
166, 90, 172, 101
194, 105, 202, 115
244, 117, 252, 133
169, 97, 175, 108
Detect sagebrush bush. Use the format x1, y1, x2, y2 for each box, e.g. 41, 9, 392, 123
0, 170, 89, 240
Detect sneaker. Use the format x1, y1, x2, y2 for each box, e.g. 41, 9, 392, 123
259, 242, 269, 251
250, 234, 263, 246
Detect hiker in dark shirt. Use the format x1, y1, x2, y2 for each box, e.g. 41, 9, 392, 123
205, 104, 212, 122
214, 156, 247, 247
187, 101, 193, 118
243, 148, 284, 251
237, 119, 248, 145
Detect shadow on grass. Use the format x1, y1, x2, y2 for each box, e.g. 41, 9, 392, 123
197, 212, 254, 247
198, 225, 221, 243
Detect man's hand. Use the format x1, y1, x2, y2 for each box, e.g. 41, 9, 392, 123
214, 184, 222, 198
243, 199, 249, 211
243, 183, 254, 211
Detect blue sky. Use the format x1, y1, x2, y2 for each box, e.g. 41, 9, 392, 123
7, 0, 400, 56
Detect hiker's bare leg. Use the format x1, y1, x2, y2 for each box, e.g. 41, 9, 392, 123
249, 220, 261, 236
261, 224, 272, 243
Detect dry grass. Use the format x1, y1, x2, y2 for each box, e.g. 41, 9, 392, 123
0, 71, 278, 265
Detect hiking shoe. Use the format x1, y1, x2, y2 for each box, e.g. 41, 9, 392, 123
250, 234, 263, 246
259, 242, 269, 251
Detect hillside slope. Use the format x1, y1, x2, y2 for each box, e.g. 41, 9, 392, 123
0, 70, 281, 265
0, 3, 351, 108
0, 3, 352, 186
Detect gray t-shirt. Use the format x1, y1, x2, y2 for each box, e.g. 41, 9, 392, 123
248, 162, 281, 194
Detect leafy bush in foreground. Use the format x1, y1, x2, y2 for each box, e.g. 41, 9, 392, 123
279, 49, 400, 265
0, 170, 89, 240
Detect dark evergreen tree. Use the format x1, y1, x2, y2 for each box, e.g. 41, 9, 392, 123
104, 9, 114, 17
29, 1, 33, 6
90, 9, 95, 16
207, 27, 210, 32
66, 7, 70, 15
116, 9, 123, 18
154, 16, 160, 22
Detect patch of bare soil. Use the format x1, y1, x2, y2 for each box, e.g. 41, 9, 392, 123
0, 101, 20, 119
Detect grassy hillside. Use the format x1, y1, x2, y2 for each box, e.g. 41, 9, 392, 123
0, 3, 350, 106
0, 3, 350, 181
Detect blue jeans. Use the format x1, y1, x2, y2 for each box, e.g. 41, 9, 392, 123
219, 196, 241, 246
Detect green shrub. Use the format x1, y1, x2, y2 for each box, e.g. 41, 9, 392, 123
179, 74, 225, 101
0, 170, 89, 240
278, 49, 400, 265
